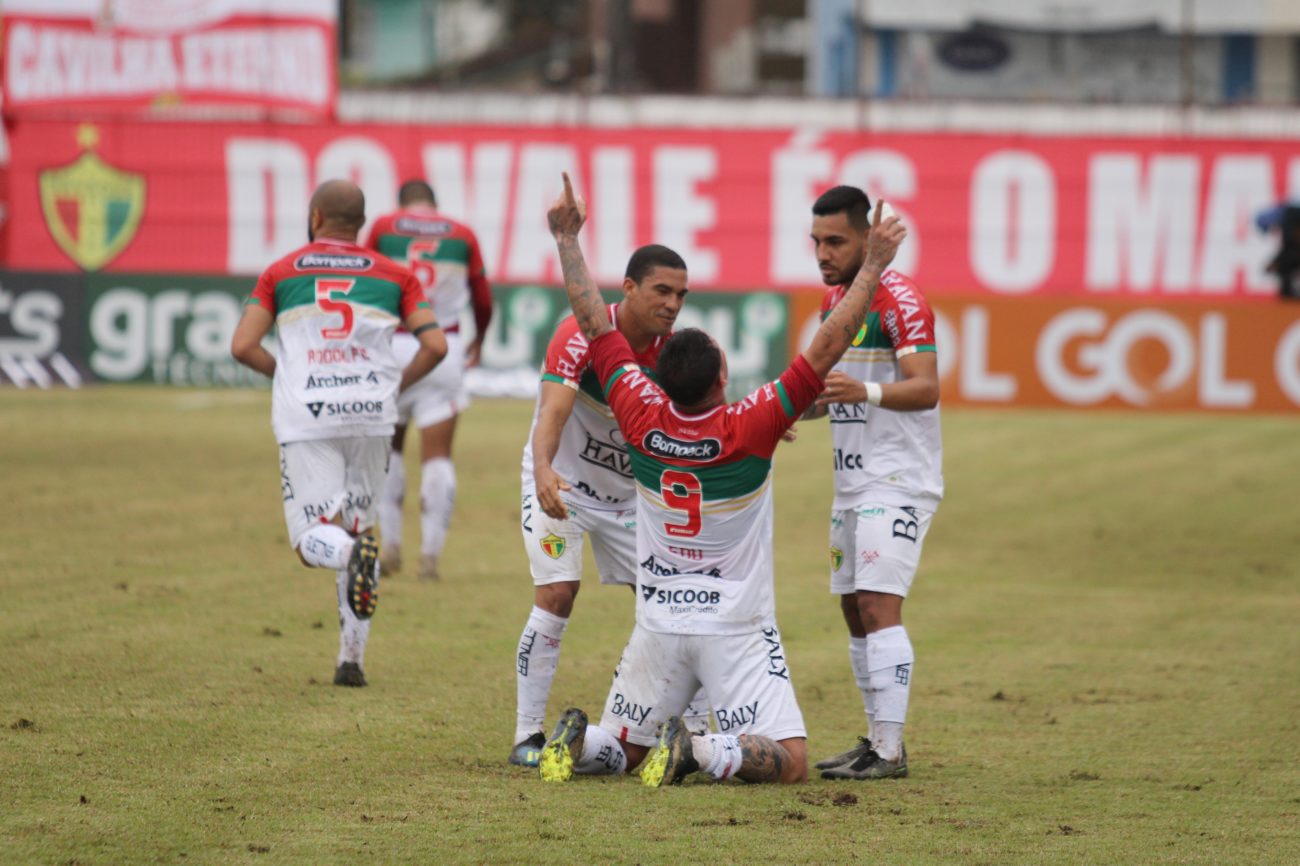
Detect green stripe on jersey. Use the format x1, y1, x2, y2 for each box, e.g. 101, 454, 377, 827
821, 310, 890, 350
377, 235, 471, 264
629, 449, 771, 501
775, 381, 795, 418
273, 274, 404, 316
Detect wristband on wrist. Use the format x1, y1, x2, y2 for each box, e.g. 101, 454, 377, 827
412, 322, 440, 337
865, 381, 883, 406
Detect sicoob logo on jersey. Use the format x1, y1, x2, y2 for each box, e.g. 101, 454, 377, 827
644, 430, 720, 461
294, 253, 373, 271
639, 584, 721, 615
305, 400, 383, 419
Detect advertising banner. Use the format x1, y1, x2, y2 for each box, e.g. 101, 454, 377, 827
1, 0, 336, 119
5, 117, 1298, 299
0, 270, 87, 387
788, 292, 1300, 413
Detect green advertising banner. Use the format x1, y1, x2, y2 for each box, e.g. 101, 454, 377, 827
474, 286, 790, 400
74, 275, 792, 396
85, 274, 267, 386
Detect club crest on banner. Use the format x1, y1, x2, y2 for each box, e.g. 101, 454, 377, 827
39, 125, 146, 271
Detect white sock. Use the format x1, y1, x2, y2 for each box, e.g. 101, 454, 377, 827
682, 687, 712, 732
849, 635, 874, 728
377, 455, 406, 550
420, 458, 456, 557
866, 625, 914, 763
692, 734, 743, 781
574, 724, 627, 775
299, 524, 354, 570
514, 605, 568, 741
335, 568, 371, 666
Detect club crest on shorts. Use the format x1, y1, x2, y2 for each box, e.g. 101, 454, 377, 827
540, 533, 566, 559
39, 125, 146, 271
830, 546, 844, 571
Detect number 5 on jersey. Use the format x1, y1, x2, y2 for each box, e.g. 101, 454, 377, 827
316, 278, 356, 339
661, 469, 702, 538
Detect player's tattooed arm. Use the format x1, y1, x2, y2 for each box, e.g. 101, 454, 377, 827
549, 173, 613, 341
735, 735, 788, 784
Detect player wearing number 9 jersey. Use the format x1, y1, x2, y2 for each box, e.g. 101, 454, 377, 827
364, 180, 494, 582
232, 179, 447, 689
534, 173, 907, 788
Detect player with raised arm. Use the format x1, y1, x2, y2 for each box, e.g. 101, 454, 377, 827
805, 185, 943, 780
231, 179, 447, 687
536, 174, 906, 786
507, 241, 715, 767
365, 179, 494, 582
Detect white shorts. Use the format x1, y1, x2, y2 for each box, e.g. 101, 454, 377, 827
598, 624, 806, 748
520, 486, 637, 586
393, 330, 469, 428
829, 503, 934, 597
279, 437, 390, 548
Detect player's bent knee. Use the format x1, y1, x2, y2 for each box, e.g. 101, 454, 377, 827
777, 737, 808, 784
535, 580, 580, 617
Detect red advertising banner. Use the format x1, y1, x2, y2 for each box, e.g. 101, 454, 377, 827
5, 117, 1298, 299
786, 292, 1300, 413
1, 0, 335, 119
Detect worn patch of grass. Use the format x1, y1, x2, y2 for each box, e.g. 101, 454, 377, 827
2, 387, 1297, 865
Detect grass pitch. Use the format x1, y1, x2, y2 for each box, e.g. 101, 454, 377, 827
2, 387, 1298, 865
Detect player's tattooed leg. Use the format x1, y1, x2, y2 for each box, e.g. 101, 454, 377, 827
735, 735, 788, 783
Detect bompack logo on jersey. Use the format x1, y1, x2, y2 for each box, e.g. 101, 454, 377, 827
304, 371, 379, 390
639, 583, 722, 615
395, 216, 452, 236
828, 403, 867, 424
304, 399, 383, 419
639, 556, 722, 579
716, 700, 760, 732
294, 253, 374, 271
644, 430, 721, 461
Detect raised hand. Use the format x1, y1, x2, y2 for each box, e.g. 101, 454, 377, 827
547, 172, 588, 239
864, 200, 907, 274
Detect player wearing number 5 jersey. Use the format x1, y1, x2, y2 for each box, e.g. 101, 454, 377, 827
365, 180, 494, 582
232, 179, 447, 688
535, 174, 906, 788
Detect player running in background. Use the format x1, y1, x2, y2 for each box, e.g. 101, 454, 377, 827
231, 179, 447, 687
804, 185, 942, 780
508, 241, 714, 767
365, 179, 494, 582
536, 174, 906, 786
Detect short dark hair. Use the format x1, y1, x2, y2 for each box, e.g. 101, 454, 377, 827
812, 185, 872, 230
625, 244, 686, 283
398, 179, 436, 207
657, 328, 721, 407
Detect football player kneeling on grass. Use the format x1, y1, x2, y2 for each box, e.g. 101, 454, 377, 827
535, 174, 905, 785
